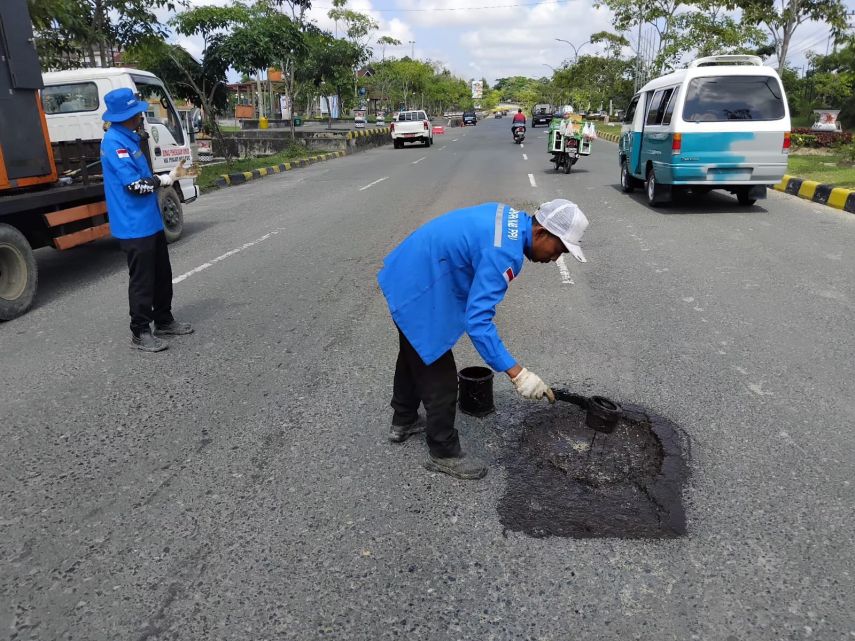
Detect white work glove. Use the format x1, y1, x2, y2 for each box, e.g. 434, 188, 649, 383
511, 368, 556, 403
158, 160, 188, 187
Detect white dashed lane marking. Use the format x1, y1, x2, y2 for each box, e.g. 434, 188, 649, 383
528, 173, 537, 187
359, 177, 389, 191
173, 230, 283, 284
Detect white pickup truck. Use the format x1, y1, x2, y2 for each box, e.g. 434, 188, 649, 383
390, 110, 433, 148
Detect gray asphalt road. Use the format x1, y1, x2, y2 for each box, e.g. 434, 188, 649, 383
2, 118, 853, 641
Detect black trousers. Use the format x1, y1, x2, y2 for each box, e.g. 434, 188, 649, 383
391, 328, 461, 458
118, 231, 174, 336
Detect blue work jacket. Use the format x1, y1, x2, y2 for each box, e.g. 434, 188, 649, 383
378, 202, 532, 372
100, 124, 163, 239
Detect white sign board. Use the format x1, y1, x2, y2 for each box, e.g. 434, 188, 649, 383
471, 80, 483, 100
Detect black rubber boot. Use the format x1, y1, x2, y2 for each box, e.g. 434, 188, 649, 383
389, 416, 425, 443
131, 331, 168, 352
424, 453, 488, 480
153, 320, 194, 336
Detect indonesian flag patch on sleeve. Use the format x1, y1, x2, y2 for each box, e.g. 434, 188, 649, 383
503, 266, 516, 284
116, 148, 130, 159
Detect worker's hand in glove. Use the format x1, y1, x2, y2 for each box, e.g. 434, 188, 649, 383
158, 160, 189, 187
511, 368, 556, 403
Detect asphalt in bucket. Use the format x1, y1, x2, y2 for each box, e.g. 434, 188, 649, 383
497, 399, 690, 539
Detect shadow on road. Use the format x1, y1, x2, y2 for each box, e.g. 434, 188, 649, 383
607, 183, 770, 215
29, 219, 221, 313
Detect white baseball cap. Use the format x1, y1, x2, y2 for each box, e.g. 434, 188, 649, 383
535, 199, 589, 262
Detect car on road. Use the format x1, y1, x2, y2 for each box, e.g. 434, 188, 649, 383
531, 104, 552, 127
619, 54, 790, 207
463, 111, 477, 126
390, 109, 433, 148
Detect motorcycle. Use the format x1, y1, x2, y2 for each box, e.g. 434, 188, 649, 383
512, 124, 526, 144
553, 135, 581, 173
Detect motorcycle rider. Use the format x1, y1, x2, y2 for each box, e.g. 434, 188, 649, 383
512, 108, 526, 141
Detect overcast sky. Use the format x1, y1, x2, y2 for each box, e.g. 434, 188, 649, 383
174, 0, 851, 84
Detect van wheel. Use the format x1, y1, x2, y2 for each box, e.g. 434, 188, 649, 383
159, 187, 184, 244
737, 189, 757, 206
0, 223, 37, 321
620, 159, 634, 193
646, 166, 664, 206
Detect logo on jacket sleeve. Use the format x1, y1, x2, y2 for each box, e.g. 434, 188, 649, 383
116, 148, 130, 159
503, 266, 516, 284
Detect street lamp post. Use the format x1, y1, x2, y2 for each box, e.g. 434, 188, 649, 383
542, 63, 557, 72
555, 38, 591, 62
409, 40, 415, 58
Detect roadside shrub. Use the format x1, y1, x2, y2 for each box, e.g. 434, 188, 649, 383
791, 128, 852, 147
838, 143, 855, 165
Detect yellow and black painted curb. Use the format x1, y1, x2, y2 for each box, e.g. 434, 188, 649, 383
773, 175, 855, 213
345, 126, 391, 140
214, 151, 347, 189
598, 132, 620, 144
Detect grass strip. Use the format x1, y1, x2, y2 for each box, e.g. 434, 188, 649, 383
196, 145, 313, 191
787, 154, 855, 189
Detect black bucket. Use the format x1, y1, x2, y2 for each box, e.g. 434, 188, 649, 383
458, 366, 495, 417
585, 396, 622, 434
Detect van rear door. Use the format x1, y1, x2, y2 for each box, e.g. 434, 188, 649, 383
677, 74, 789, 184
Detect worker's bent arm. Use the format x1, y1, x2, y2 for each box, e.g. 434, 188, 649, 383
101, 139, 161, 196
465, 253, 518, 373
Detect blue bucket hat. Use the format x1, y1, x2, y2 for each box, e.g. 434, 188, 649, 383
102, 87, 149, 123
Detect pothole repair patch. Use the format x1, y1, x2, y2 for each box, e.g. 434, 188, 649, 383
497, 400, 690, 539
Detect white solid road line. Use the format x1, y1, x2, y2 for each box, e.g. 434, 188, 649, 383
523, 153, 528, 160
556, 255, 575, 285
412, 156, 427, 165
528, 173, 537, 187
173, 230, 283, 285
359, 176, 389, 191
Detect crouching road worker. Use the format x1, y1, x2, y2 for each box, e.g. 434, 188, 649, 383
101, 87, 193, 352
378, 199, 589, 480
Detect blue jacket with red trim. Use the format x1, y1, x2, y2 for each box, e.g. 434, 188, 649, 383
100, 124, 164, 239
378, 202, 532, 371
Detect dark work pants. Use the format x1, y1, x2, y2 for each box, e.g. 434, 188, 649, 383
118, 231, 174, 336
391, 327, 461, 458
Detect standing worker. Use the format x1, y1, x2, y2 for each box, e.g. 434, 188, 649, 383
378, 200, 589, 480
100, 88, 193, 352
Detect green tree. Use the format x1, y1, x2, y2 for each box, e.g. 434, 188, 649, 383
735, 0, 849, 75
27, 0, 184, 69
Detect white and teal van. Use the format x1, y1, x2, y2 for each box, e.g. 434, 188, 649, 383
618, 55, 790, 207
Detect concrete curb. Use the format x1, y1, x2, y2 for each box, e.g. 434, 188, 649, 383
773, 175, 855, 213
213, 151, 347, 189
208, 127, 391, 192
345, 126, 391, 140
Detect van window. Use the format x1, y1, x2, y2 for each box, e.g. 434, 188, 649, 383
645, 91, 664, 126
647, 88, 675, 126
42, 82, 99, 114
661, 88, 678, 125
682, 75, 785, 122
133, 77, 185, 145
624, 95, 639, 124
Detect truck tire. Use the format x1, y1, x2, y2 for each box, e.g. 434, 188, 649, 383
0, 223, 37, 321
159, 187, 184, 244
